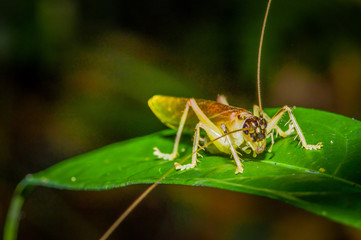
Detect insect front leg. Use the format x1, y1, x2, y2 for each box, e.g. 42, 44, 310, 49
220, 124, 244, 174
153, 102, 190, 160
266, 105, 323, 150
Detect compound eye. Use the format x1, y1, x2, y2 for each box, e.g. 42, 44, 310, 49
249, 126, 255, 133
260, 118, 267, 130
243, 123, 249, 135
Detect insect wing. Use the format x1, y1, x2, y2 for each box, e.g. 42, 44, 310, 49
148, 95, 200, 131
148, 95, 249, 131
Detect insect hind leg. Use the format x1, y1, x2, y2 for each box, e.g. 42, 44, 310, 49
153, 102, 190, 160
266, 105, 322, 150
154, 98, 223, 161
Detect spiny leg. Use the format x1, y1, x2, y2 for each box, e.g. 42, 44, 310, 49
153, 102, 190, 160
266, 105, 322, 150
220, 124, 244, 174
154, 98, 223, 161
188, 99, 244, 174
173, 99, 230, 171
170, 119, 244, 174
174, 122, 204, 170
267, 129, 275, 153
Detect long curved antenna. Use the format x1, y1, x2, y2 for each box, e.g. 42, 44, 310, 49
98, 127, 250, 240
100, 1, 274, 239
257, 0, 272, 116
99, 169, 173, 240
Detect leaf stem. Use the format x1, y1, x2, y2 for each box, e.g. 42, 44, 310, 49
3, 180, 33, 240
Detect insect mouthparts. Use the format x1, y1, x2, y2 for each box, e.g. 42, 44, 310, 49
258, 132, 266, 140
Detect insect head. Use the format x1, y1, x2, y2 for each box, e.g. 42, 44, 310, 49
242, 116, 267, 142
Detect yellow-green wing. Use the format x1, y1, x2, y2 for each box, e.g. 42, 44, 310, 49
148, 95, 198, 131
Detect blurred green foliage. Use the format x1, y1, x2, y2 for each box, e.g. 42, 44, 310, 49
1, 0, 361, 239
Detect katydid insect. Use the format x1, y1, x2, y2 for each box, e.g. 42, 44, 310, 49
149, 95, 322, 174
99, 0, 322, 238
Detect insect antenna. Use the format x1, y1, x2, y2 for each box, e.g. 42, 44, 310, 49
100, 0, 274, 238
257, 0, 272, 117
99, 127, 250, 240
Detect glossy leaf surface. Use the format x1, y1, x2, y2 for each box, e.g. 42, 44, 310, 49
6, 108, 361, 239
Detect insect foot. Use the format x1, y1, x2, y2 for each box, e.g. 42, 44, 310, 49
153, 147, 177, 160
304, 142, 323, 150
174, 162, 196, 171
235, 166, 244, 174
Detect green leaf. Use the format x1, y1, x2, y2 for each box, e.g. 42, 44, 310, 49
4, 108, 361, 239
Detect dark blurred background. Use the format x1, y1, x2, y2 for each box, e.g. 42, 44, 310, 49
1, 0, 361, 239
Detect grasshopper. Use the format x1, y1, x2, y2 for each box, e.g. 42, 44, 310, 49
100, 0, 322, 238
